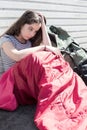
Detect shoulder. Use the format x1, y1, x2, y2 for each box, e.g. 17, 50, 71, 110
0, 34, 12, 47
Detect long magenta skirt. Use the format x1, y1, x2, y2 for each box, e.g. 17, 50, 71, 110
0, 51, 87, 130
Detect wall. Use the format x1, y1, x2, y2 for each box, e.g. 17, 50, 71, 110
0, 0, 87, 48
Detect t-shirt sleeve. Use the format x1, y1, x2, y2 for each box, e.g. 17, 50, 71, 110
0, 36, 12, 48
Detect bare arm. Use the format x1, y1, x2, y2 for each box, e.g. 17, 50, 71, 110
39, 14, 52, 46
45, 45, 61, 56
2, 42, 45, 61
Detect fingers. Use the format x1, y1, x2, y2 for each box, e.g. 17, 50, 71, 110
36, 12, 43, 18
36, 12, 45, 22
45, 46, 60, 56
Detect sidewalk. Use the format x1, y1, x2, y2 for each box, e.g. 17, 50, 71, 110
0, 104, 38, 130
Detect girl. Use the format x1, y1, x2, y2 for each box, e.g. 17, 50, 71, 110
0, 10, 55, 73
0, 10, 87, 130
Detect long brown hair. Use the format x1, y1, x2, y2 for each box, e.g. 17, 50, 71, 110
2, 10, 46, 46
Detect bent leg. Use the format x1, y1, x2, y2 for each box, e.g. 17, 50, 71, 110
33, 52, 87, 130
0, 68, 18, 111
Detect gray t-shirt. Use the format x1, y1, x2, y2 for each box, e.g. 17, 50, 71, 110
0, 34, 32, 73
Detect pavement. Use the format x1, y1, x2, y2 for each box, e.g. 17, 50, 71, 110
0, 104, 38, 130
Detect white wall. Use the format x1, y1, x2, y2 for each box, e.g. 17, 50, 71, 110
0, 0, 87, 48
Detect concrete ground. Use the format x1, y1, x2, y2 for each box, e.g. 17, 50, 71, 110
0, 104, 38, 130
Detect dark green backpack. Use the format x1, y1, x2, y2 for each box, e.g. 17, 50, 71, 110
48, 25, 87, 85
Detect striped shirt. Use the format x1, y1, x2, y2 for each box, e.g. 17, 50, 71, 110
0, 34, 32, 73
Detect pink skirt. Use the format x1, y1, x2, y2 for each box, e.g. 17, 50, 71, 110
0, 51, 87, 130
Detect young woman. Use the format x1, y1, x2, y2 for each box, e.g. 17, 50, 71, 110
0, 10, 87, 130
0, 10, 54, 73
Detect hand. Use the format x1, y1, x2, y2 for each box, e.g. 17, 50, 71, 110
36, 12, 46, 24
45, 46, 60, 56
37, 45, 46, 51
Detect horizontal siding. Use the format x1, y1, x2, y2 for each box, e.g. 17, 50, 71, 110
0, 0, 87, 48
1, 19, 87, 27
0, 1, 87, 12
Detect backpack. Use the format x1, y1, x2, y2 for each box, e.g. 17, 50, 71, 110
48, 25, 87, 85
